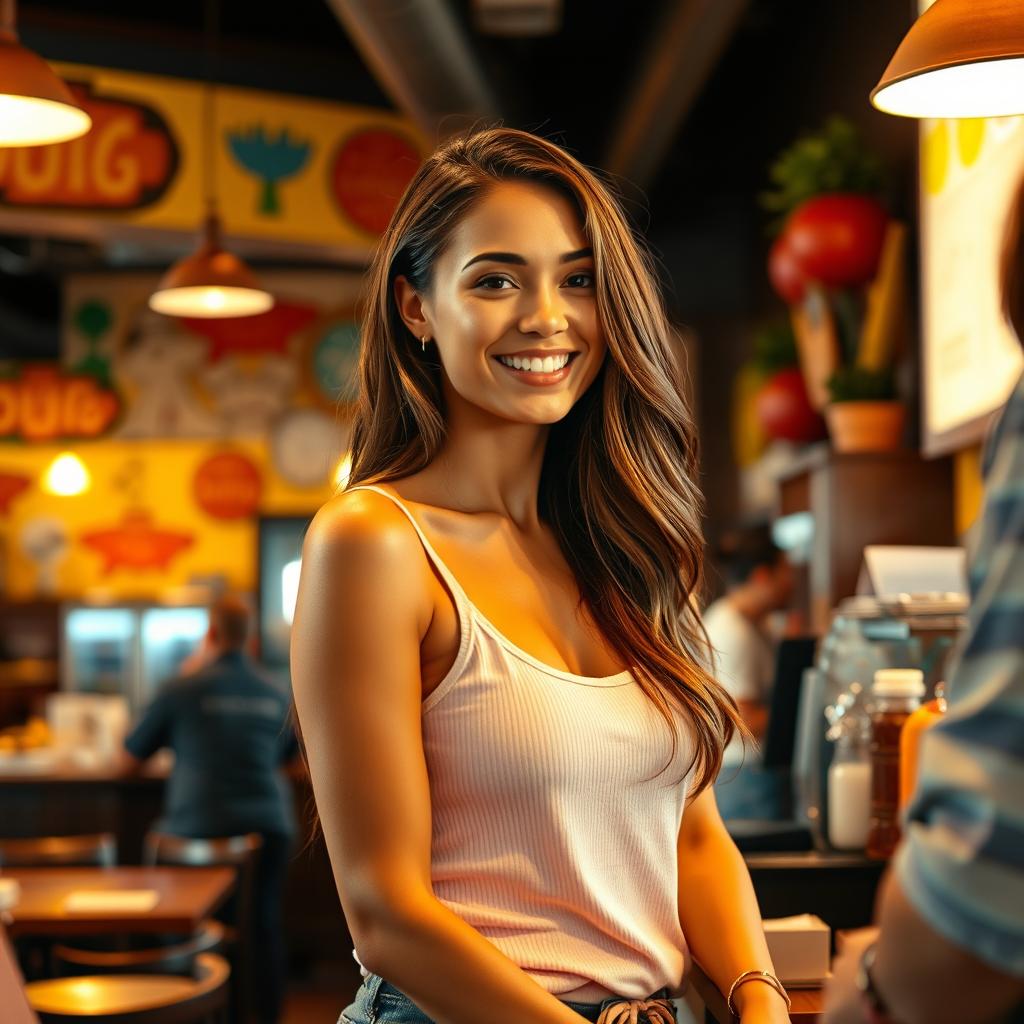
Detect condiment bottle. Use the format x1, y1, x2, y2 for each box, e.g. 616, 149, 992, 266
899, 682, 947, 810
828, 726, 872, 850
866, 668, 924, 860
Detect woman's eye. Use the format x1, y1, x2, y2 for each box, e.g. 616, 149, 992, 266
565, 272, 594, 288
476, 274, 515, 290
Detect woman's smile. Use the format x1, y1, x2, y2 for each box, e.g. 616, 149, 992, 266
492, 349, 582, 386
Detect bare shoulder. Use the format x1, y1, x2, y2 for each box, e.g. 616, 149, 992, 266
305, 485, 430, 569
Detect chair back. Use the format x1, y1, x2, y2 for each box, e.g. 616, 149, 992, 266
143, 831, 261, 1024
142, 833, 261, 870
0, 927, 41, 1024
0, 834, 116, 868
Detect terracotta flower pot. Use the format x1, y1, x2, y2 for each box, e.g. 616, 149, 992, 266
825, 400, 905, 453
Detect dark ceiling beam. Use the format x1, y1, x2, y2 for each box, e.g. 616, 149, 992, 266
324, 0, 501, 143
604, 0, 749, 190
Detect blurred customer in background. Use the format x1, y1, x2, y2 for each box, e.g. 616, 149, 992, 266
122, 593, 298, 1024
704, 525, 795, 820
823, 171, 1024, 1024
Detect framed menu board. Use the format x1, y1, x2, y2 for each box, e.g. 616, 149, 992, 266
919, 2, 1024, 455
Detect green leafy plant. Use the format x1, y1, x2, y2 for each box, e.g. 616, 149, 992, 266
761, 117, 885, 233
826, 366, 897, 404
752, 320, 799, 374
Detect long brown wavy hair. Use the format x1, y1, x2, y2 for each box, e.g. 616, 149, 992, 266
348, 126, 744, 794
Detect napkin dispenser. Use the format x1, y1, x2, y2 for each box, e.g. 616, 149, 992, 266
763, 914, 831, 986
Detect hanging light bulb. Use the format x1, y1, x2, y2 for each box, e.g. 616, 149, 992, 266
0, 0, 91, 145
872, 0, 1024, 119
148, 0, 272, 318
43, 452, 90, 496
149, 207, 274, 317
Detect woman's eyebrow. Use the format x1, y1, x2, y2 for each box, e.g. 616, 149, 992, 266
461, 247, 593, 271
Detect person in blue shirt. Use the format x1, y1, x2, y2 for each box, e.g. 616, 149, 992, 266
823, 171, 1024, 1024
122, 593, 298, 1024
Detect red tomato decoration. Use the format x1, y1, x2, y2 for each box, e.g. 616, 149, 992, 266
755, 368, 826, 443
785, 194, 888, 288
768, 233, 807, 304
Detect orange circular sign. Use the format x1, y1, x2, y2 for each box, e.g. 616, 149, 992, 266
193, 452, 262, 520
330, 128, 421, 234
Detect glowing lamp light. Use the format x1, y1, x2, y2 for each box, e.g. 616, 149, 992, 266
43, 452, 90, 496
0, 27, 91, 146
872, 0, 1024, 119
149, 211, 273, 319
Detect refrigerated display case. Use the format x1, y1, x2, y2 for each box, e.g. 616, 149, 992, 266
61, 603, 209, 712
258, 516, 312, 675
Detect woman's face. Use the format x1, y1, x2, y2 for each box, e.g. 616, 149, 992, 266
397, 179, 607, 426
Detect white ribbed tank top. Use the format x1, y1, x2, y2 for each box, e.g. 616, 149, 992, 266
348, 485, 693, 1001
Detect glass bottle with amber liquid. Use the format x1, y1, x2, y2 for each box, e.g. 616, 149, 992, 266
866, 668, 924, 860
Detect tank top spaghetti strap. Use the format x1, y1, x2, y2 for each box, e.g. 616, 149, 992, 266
346, 484, 633, 698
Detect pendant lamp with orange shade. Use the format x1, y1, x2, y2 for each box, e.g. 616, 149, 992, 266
0, 0, 91, 146
872, 0, 1024, 119
149, 0, 273, 318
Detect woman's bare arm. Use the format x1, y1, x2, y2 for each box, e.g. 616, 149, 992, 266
676, 787, 789, 1023
290, 490, 584, 1024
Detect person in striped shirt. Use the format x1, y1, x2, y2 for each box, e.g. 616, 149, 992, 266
824, 175, 1024, 1024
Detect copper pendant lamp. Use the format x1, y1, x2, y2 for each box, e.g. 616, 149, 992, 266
148, 207, 274, 317
0, 0, 91, 145
148, 0, 272, 318
872, 0, 1024, 119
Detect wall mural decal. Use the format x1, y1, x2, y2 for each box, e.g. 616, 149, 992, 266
0, 471, 31, 514
0, 365, 121, 442
19, 517, 69, 594
193, 451, 262, 520
329, 127, 421, 234
227, 124, 313, 216
62, 273, 355, 444
80, 511, 195, 574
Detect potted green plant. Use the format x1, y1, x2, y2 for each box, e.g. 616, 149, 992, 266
824, 366, 905, 452
761, 118, 908, 452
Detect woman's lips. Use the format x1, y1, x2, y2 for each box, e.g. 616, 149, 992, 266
492, 352, 579, 387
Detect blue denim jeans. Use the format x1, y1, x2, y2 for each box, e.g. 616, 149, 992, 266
339, 973, 677, 1023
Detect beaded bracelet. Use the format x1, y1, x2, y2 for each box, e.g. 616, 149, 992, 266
726, 969, 792, 1017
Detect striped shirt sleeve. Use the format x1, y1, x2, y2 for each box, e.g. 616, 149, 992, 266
895, 372, 1024, 979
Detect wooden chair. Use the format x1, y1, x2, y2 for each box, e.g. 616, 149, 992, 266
25, 952, 231, 1024
142, 834, 261, 1024
52, 921, 227, 978
0, 834, 117, 868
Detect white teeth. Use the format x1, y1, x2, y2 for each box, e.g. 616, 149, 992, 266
497, 353, 572, 373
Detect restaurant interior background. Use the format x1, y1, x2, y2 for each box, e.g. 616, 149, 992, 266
1, 0, 1021, 1020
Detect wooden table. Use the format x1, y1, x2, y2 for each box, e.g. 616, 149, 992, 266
690, 962, 823, 1023
1, 866, 235, 937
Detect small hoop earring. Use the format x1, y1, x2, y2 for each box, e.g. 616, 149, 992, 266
421, 335, 428, 353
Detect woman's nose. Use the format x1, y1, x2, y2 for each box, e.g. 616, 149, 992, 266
518, 287, 569, 337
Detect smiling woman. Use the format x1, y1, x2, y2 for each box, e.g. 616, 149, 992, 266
289, 127, 790, 1024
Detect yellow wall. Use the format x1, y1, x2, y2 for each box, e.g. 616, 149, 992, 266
0, 439, 334, 601
954, 443, 984, 537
